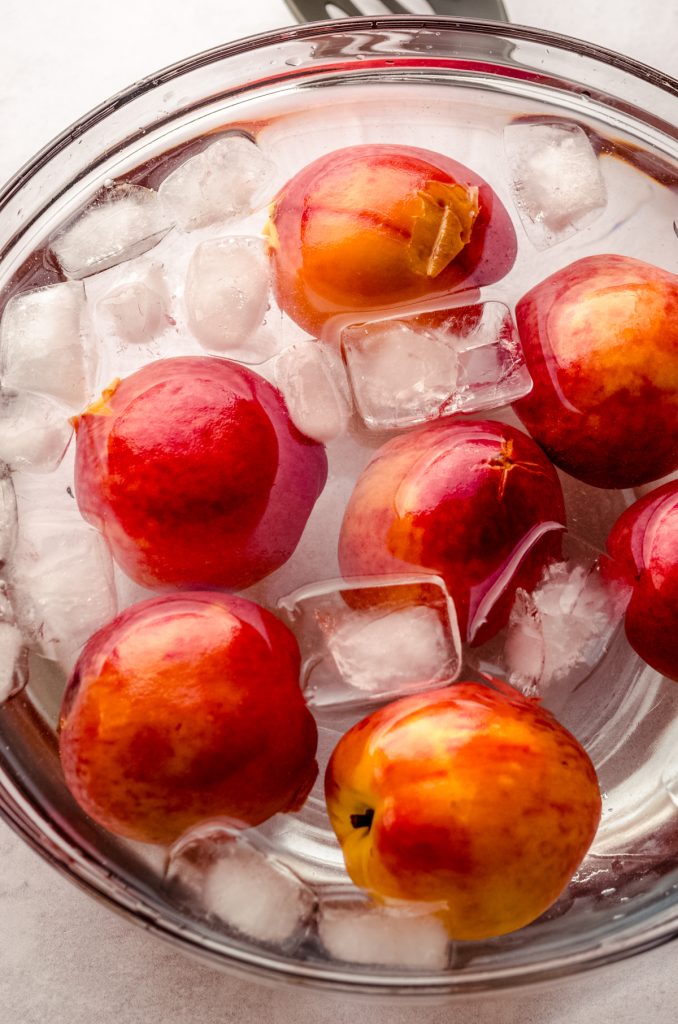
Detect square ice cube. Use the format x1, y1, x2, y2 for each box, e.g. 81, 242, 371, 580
274, 342, 352, 442
317, 892, 449, 969
341, 303, 531, 431
185, 236, 272, 356
0, 468, 17, 569
10, 513, 117, 667
96, 262, 169, 344
341, 319, 458, 430
504, 121, 607, 248
0, 282, 93, 408
166, 821, 313, 948
51, 184, 172, 279
0, 390, 73, 473
277, 574, 461, 708
158, 135, 275, 231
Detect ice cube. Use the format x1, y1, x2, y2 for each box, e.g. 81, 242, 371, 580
341, 303, 531, 431
10, 513, 117, 667
0, 619, 29, 704
504, 122, 607, 248
0, 282, 93, 408
504, 535, 625, 696
50, 184, 172, 279
185, 236, 270, 355
317, 893, 449, 969
274, 342, 352, 442
96, 262, 169, 344
166, 820, 314, 947
0, 390, 73, 473
341, 319, 457, 430
277, 574, 461, 708
158, 135, 275, 231
0, 468, 17, 568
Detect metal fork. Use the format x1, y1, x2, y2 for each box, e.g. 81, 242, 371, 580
284, 0, 509, 22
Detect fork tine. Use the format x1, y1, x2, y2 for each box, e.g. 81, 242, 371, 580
284, 0, 365, 20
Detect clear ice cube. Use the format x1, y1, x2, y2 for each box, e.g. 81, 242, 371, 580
277, 574, 461, 708
0, 618, 28, 704
504, 122, 607, 248
184, 236, 271, 356
0, 390, 73, 473
158, 135, 275, 231
166, 820, 314, 947
317, 892, 449, 969
50, 184, 172, 279
0, 281, 93, 408
341, 303, 531, 431
96, 262, 169, 344
0, 468, 17, 568
503, 534, 626, 697
274, 342, 352, 442
10, 513, 117, 667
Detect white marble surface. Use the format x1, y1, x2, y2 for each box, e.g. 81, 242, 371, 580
1, 0, 677, 1020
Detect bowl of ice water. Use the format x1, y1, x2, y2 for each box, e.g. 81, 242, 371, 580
1, 16, 678, 996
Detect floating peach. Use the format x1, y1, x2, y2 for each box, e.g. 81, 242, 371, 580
604, 481, 678, 681
74, 356, 328, 590
513, 255, 678, 488
267, 144, 517, 336
325, 682, 601, 940
338, 419, 566, 644
59, 592, 318, 843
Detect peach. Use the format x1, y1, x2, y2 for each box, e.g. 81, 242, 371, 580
59, 592, 318, 844
325, 681, 601, 940
603, 481, 678, 681
338, 419, 566, 644
513, 255, 678, 488
74, 356, 327, 590
267, 144, 517, 336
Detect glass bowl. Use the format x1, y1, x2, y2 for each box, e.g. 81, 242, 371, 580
1, 16, 677, 997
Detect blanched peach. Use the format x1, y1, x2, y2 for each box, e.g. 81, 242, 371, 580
513, 255, 678, 488
338, 419, 566, 644
325, 681, 601, 940
74, 356, 328, 590
267, 144, 517, 336
59, 592, 318, 843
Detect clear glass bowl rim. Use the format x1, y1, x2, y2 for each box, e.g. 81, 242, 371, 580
1, 13, 678, 998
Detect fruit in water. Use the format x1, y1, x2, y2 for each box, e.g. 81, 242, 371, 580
74, 356, 328, 590
603, 480, 678, 681
325, 681, 601, 940
338, 419, 566, 644
513, 254, 678, 489
267, 144, 517, 336
59, 592, 318, 843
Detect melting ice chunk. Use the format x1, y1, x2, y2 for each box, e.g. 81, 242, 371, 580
0, 468, 17, 568
185, 236, 272, 357
274, 342, 352, 442
0, 282, 93, 408
504, 122, 607, 248
158, 135, 275, 231
0, 391, 73, 473
317, 893, 449, 969
341, 303, 531, 431
166, 821, 313, 947
504, 535, 626, 697
0, 618, 28, 704
10, 513, 117, 667
51, 184, 172, 278
96, 262, 169, 344
277, 575, 461, 707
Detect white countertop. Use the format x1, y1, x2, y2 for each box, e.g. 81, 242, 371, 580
1, 1, 677, 1020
